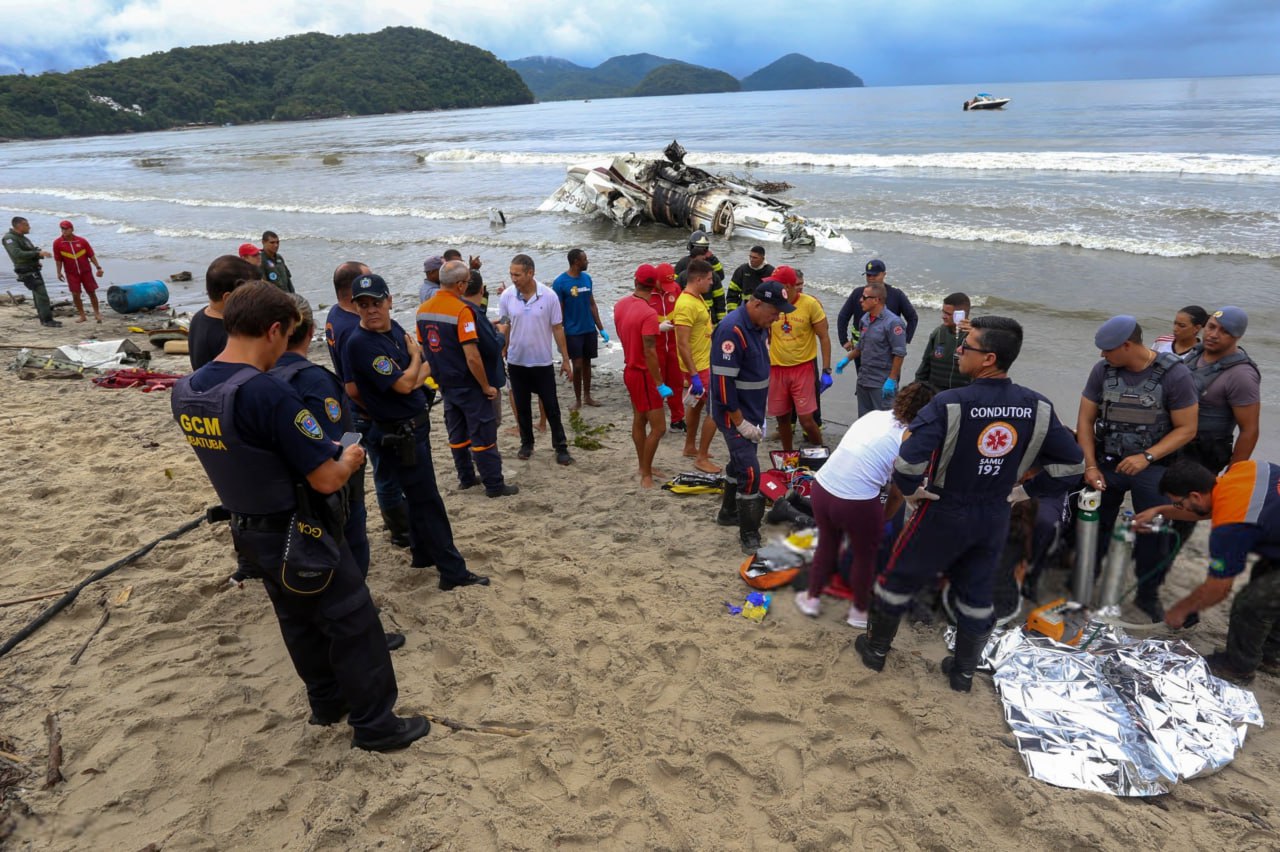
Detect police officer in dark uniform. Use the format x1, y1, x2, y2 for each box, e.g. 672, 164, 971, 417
325, 261, 411, 549
260, 230, 294, 293
171, 281, 427, 751
1077, 315, 1198, 621
674, 230, 728, 324
711, 280, 794, 553
417, 260, 517, 497
857, 316, 1084, 692
3, 216, 61, 327
1179, 306, 1261, 473
271, 294, 410, 652
342, 273, 489, 591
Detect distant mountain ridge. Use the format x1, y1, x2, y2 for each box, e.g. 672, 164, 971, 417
508, 52, 861, 101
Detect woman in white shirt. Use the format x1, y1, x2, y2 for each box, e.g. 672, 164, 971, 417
795, 382, 935, 627
1151, 305, 1207, 360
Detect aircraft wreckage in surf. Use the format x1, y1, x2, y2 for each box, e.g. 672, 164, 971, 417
538, 142, 852, 252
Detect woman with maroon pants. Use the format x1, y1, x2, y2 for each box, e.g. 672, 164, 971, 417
795, 383, 934, 626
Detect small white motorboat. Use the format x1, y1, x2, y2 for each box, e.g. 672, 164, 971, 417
964, 93, 1010, 110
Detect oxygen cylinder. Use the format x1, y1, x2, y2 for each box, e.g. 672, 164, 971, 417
1096, 510, 1137, 612
1072, 489, 1102, 605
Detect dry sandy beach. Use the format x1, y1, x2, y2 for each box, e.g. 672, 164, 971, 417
0, 296, 1276, 851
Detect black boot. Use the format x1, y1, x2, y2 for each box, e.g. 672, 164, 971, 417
765, 491, 815, 528
737, 493, 766, 554
381, 503, 411, 548
855, 605, 901, 672
940, 629, 990, 693
716, 478, 739, 526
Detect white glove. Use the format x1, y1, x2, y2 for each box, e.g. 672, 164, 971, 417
658, 321, 675, 333
1007, 484, 1030, 504
736, 421, 764, 443
905, 486, 940, 507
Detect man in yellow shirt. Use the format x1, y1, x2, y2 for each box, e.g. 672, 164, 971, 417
767, 266, 833, 451
673, 258, 721, 473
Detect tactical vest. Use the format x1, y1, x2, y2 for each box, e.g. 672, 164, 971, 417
1184, 345, 1260, 441
1096, 352, 1179, 458
172, 367, 297, 515
270, 357, 350, 439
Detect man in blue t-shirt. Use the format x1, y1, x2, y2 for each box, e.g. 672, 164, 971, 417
551, 248, 608, 410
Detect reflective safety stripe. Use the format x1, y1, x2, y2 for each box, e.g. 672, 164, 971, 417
417, 312, 458, 326
895, 457, 930, 476
933, 403, 963, 488
1044, 461, 1085, 478
1245, 462, 1271, 524
471, 442, 496, 452
1015, 400, 1052, 480
449, 439, 472, 449
955, 598, 994, 619
735, 379, 769, 390
874, 584, 914, 607
712, 365, 741, 377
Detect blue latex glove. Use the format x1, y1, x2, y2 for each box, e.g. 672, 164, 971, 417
690, 374, 705, 397
819, 372, 833, 393
881, 377, 897, 399
657, 383, 673, 399
835, 357, 851, 375
599, 328, 610, 343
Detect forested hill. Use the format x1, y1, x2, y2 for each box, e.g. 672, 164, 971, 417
0, 27, 533, 141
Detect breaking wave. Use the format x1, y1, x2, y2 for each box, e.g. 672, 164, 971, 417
411, 148, 1280, 178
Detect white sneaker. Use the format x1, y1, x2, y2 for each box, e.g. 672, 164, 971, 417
846, 605, 868, 629
794, 591, 821, 617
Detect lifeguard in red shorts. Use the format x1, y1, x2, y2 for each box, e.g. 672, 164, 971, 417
613, 264, 674, 489
52, 220, 104, 323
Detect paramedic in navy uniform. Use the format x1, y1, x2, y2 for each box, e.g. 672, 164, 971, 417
171, 282, 428, 751
342, 272, 489, 591
711, 279, 794, 554
856, 315, 1084, 692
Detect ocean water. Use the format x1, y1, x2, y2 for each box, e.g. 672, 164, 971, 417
2, 74, 1277, 453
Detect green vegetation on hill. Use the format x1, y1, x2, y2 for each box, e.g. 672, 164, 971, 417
0, 27, 533, 140
510, 51, 862, 102
741, 53, 864, 91
630, 63, 741, 97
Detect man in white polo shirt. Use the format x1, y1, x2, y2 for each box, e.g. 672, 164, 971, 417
497, 254, 575, 465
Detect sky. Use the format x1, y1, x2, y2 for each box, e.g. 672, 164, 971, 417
1, 0, 1278, 85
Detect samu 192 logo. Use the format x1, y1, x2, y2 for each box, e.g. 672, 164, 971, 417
977, 421, 1018, 458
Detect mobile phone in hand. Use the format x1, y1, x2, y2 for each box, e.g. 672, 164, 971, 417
340, 431, 362, 449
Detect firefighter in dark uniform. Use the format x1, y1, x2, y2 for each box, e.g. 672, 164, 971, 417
171, 282, 428, 751
711, 280, 794, 553
3, 216, 61, 327
342, 273, 489, 591
857, 316, 1084, 691
1077, 315, 1198, 621
417, 260, 517, 498
674, 230, 728, 324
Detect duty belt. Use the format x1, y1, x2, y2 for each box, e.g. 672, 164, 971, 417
377, 409, 431, 434
232, 510, 293, 533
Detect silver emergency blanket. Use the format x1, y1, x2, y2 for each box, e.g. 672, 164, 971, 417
950, 624, 1264, 796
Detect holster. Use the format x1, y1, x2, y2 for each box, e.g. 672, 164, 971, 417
378, 411, 429, 467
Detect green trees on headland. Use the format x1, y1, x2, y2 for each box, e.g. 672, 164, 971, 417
0, 27, 533, 140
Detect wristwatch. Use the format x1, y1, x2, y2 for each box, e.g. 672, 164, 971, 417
1142, 451, 1157, 463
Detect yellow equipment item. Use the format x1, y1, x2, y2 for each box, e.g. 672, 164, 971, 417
1026, 598, 1088, 646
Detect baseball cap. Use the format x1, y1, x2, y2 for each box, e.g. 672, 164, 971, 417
58, 220, 73, 230
423, 255, 444, 275
238, 242, 261, 259
864, 259, 886, 276
655, 262, 677, 281
753, 280, 796, 313
764, 265, 798, 287
351, 273, 390, 301
1094, 315, 1137, 350
634, 263, 658, 283
1212, 306, 1247, 337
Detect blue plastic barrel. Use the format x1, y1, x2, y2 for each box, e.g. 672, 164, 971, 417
107, 280, 170, 314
